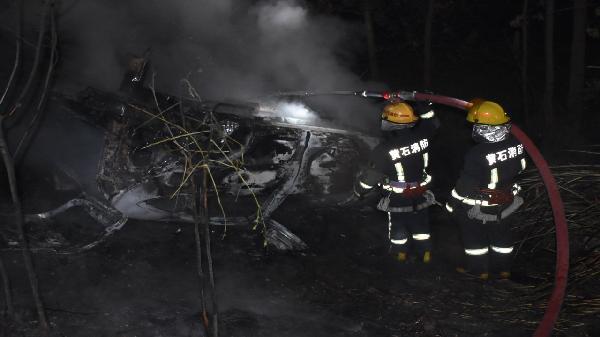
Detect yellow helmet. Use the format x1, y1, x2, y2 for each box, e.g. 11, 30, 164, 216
381, 102, 418, 124
466, 100, 510, 125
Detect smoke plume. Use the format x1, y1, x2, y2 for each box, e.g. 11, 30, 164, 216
55, 0, 367, 100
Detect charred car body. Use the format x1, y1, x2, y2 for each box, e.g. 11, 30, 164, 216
20, 56, 380, 252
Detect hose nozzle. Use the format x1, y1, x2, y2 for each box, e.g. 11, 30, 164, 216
357, 90, 386, 99
357, 90, 415, 101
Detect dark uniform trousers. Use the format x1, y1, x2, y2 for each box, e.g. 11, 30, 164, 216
389, 208, 432, 254
452, 203, 514, 274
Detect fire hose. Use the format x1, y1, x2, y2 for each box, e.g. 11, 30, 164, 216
274, 90, 569, 336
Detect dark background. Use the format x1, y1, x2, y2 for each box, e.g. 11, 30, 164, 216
0, 1, 599, 336
2, 0, 599, 146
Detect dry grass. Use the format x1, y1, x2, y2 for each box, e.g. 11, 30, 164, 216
130, 78, 266, 237
488, 158, 600, 331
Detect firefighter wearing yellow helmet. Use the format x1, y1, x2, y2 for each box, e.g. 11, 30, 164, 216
447, 100, 527, 280
354, 100, 439, 264
466, 100, 510, 125
381, 102, 419, 125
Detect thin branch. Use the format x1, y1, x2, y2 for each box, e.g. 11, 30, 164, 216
0, 0, 23, 108
0, 255, 14, 317
193, 174, 209, 333
14, 3, 59, 163
0, 116, 48, 334
8, 0, 51, 118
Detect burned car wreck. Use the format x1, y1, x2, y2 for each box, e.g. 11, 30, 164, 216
22, 58, 380, 253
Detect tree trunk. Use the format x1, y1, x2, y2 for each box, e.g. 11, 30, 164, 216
202, 167, 218, 337
424, 0, 434, 88
363, 0, 379, 79
0, 116, 48, 335
521, 0, 529, 125
567, 0, 587, 125
0, 256, 14, 317
543, 0, 554, 134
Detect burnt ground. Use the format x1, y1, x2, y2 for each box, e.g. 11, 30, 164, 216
3, 191, 596, 337
0, 99, 598, 337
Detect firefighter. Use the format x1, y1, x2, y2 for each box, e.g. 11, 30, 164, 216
354, 100, 439, 263
446, 100, 527, 280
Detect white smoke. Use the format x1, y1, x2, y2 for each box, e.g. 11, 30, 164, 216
50, 0, 365, 100
258, 1, 307, 32
0, 0, 384, 130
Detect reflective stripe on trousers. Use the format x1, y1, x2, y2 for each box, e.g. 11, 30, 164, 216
491, 246, 513, 254
465, 247, 489, 256
412, 233, 430, 241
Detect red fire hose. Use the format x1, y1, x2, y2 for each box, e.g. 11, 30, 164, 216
407, 92, 569, 337
511, 125, 569, 337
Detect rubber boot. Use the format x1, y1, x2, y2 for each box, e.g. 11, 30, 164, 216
390, 241, 408, 263
491, 251, 513, 278
422, 251, 431, 264
396, 252, 407, 262
499, 271, 511, 280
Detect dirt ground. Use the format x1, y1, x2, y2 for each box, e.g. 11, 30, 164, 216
4, 191, 593, 337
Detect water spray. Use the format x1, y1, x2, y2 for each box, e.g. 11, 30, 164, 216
272, 90, 476, 110
273, 89, 568, 337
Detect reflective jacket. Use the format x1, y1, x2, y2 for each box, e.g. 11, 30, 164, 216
451, 134, 526, 208
356, 105, 439, 208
